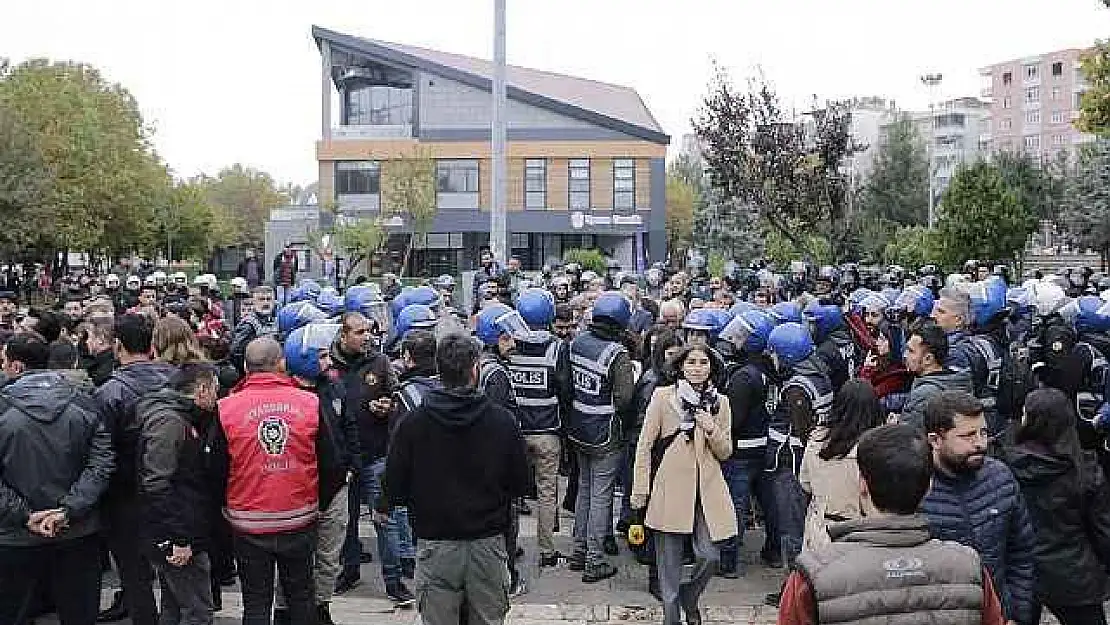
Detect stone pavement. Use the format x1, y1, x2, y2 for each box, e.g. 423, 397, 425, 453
40, 506, 785, 624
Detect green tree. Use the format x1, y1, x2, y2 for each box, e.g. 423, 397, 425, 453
881, 225, 943, 269
0, 59, 170, 254
665, 172, 696, 258
1078, 39, 1110, 136
0, 101, 52, 256
694, 191, 765, 265
153, 181, 235, 261
692, 66, 860, 261
1063, 138, 1110, 268
199, 164, 289, 250
562, 248, 607, 274
993, 149, 1067, 221
330, 218, 387, 283
381, 148, 436, 277
857, 113, 929, 252
936, 161, 1036, 267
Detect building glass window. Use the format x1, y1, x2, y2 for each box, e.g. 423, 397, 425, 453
613, 158, 635, 210
999, 118, 1012, 131
436, 160, 479, 193
335, 161, 380, 195
1051, 110, 1065, 124
1053, 134, 1065, 146
1003, 96, 1012, 109
1024, 135, 1041, 150
1052, 62, 1064, 77
1003, 72, 1012, 86
569, 158, 590, 210
1075, 91, 1085, 110
1026, 110, 1041, 124
1025, 86, 1040, 102
344, 85, 413, 126
525, 159, 546, 210
1051, 86, 1060, 101
1024, 64, 1038, 81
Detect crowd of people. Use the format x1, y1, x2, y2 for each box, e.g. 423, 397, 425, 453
4, 254, 1110, 625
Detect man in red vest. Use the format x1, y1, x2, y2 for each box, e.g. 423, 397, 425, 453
211, 337, 328, 625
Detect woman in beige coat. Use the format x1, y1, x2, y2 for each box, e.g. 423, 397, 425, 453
798, 379, 884, 551
630, 344, 736, 625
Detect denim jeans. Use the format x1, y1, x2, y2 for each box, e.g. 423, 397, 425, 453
363, 457, 408, 584
154, 551, 215, 625
572, 448, 621, 568
719, 454, 779, 568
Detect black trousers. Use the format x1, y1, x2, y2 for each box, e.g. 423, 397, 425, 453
0, 535, 102, 625
1031, 603, 1108, 625
105, 495, 158, 625
234, 527, 318, 625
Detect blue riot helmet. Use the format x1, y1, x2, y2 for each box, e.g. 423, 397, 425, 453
277, 301, 329, 336
298, 279, 322, 302
683, 309, 718, 334
517, 288, 556, 329
1076, 296, 1110, 334
770, 301, 804, 325
880, 288, 902, 309
475, 303, 530, 346
345, 285, 392, 336
730, 301, 757, 318
848, 288, 873, 314
767, 322, 815, 369
708, 308, 735, 336
408, 285, 442, 311
805, 303, 843, 343
719, 309, 777, 355
390, 286, 417, 320
395, 304, 439, 339
283, 323, 341, 380
287, 285, 310, 303
591, 291, 633, 328
894, 284, 935, 320
967, 280, 1006, 329
316, 287, 344, 317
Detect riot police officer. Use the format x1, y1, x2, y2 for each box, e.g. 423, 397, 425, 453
565, 291, 637, 583
512, 288, 573, 569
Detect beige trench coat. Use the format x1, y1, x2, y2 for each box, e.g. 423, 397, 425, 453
631, 386, 737, 542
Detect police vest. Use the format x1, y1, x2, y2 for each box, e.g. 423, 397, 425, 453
478, 354, 518, 411
396, 375, 442, 413
725, 362, 771, 456
567, 331, 626, 450
247, 313, 278, 340
507, 332, 562, 434
1076, 342, 1108, 450
218, 375, 320, 535
833, 334, 861, 381
766, 370, 833, 473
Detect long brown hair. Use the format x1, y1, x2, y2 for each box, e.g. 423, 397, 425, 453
153, 316, 207, 366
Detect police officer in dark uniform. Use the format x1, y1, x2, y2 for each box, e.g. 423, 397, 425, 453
962, 281, 1012, 449
511, 289, 572, 569
391, 329, 441, 429
229, 286, 278, 373
565, 291, 636, 584
474, 303, 530, 597
716, 309, 782, 577
763, 322, 833, 607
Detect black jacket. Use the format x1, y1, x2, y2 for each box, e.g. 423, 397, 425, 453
1007, 444, 1110, 606
386, 386, 530, 540
94, 360, 178, 500
136, 389, 211, 552
305, 375, 359, 508
0, 371, 114, 546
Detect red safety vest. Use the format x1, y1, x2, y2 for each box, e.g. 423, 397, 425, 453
219, 372, 320, 534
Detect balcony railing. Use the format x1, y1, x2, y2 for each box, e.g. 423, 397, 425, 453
330, 124, 413, 140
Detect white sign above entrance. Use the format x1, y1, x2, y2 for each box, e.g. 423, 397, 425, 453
570, 211, 643, 229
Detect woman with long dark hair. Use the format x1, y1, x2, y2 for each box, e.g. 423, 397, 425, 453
1007, 388, 1110, 625
799, 380, 884, 550
631, 343, 735, 625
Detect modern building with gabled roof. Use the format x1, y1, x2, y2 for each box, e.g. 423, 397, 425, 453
311, 25, 669, 277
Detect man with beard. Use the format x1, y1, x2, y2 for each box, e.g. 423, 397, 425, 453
229, 286, 278, 374
921, 391, 1035, 625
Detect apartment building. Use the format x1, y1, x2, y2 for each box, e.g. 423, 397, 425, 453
980, 47, 1094, 159
311, 26, 669, 276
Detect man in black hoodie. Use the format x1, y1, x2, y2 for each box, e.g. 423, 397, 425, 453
387, 332, 531, 625
136, 363, 221, 625
95, 314, 178, 625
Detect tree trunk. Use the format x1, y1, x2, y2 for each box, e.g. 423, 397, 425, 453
399, 234, 414, 278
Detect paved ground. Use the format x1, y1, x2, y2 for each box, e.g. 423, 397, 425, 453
38, 505, 785, 624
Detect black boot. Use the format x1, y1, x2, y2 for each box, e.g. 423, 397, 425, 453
317, 604, 336, 625
648, 566, 662, 602
96, 590, 128, 623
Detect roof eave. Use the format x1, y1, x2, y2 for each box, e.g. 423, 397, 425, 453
312, 25, 670, 146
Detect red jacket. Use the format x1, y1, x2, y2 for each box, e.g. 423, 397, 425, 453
218, 373, 320, 535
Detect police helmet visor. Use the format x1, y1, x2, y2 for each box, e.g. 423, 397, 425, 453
300, 323, 342, 353
718, 316, 753, 350
495, 309, 530, 341
365, 300, 392, 336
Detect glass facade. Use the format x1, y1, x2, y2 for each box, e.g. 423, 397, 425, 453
569, 158, 590, 209
613, 158, 635, 209
437, 160, 480, 193
344, 85, 412, 126
525, 158, 546, 209
335, 161, 380, 194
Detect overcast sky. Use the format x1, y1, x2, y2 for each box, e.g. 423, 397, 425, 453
4, 0, 1109, 186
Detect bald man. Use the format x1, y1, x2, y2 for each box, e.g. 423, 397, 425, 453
211, 337, 335, 625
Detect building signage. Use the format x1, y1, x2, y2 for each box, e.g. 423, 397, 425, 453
270, 207, 320, 222
569, 211, 643, 229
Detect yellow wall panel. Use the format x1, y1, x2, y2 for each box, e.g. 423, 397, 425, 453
635, 158, 651, 209
591, 159, 613, 210
317, 139, 666, 161
548, 158, 568, 210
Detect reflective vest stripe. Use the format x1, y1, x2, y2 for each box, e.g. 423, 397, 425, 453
736, 436, 769, 449
570, 353, 607, 374
517, 396, 559, 407
768, 428, 804, 447
225, 504, 318, 533
572, 400, 614, 415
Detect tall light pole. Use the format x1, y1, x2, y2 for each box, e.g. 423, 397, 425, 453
490, 0, 508, 264
920, 73, 943, 228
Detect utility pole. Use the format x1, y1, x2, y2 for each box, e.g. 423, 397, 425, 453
490, 0, 508, 264
920, 73, 943, 228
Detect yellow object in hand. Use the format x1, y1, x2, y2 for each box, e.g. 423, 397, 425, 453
627, 523, 646, 547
